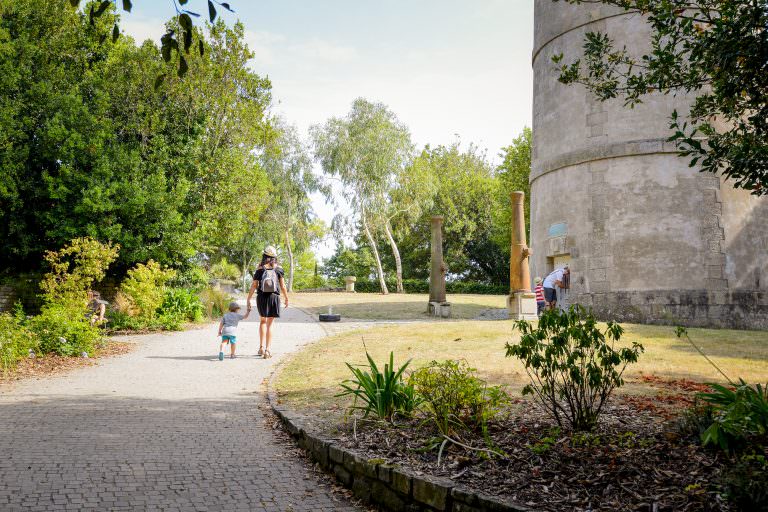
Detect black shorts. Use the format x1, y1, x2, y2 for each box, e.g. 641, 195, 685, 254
544, 287, 557, 303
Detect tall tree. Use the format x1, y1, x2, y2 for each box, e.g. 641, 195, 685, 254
495, 127, 532, 250
311, 98, 412, 294
554, 0, 768, 194
382, 151, 438, 291
67, 0, 236, 79
168, 19, 275, 253
0, 0, 273, 273
260, 119, 324, 291
407, 142, 505, 283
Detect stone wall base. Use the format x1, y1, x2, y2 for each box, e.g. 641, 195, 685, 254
267, 366, 529, 511
507, 293, 538, 320
0, 286, 16, 313
574, 289, 768, 330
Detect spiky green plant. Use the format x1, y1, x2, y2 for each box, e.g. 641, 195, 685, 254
337, 351, 416, 422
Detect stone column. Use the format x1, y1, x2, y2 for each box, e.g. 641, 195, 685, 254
428, 216, 450, 317
508, 192, 537, 320
344, 276, 357, 293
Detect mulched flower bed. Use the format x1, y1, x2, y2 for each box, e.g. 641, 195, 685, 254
322, 378, 733, 511
0, 341, 135, 385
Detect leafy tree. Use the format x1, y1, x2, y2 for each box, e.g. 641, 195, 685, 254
260, 119, 324, 292
494, 127, 532, 252
406, 142, 506, 283
290, 250, 326, 290
311, 98, 412, 294
166, 20, 274, 254
0, 1, 273, 274
68, 0, 235, 79
380, 143, 437, 292
554, 0, 768, 194
322, 243, 376, 286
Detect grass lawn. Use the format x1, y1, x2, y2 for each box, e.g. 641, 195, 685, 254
293, 292, 506, 320
275, 318, 768, 421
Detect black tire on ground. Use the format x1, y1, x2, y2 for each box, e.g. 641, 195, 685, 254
318, 314, 341, 322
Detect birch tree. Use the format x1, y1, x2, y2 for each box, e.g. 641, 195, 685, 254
375, 154, 437, 292
311, 98, 412, 295
260, 120, 322, 292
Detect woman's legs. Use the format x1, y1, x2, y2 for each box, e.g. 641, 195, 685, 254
265, 317, 276, 356
259, 318, 267, 352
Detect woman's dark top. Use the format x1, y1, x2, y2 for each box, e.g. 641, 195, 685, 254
253, 265, 284, 318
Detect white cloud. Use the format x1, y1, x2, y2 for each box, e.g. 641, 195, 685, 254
245, 30, 358, 69
121, 16, 166, 45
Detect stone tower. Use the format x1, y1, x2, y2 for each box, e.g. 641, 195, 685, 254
530, 1, 768, 329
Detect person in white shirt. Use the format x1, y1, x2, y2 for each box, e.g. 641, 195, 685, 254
542, 266, 570, 310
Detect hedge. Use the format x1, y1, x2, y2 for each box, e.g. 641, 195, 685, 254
353, 279, 507, 295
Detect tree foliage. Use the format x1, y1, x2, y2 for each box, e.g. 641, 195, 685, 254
260, 119, 324, 291
0, 0, 273, 274
409, 142, 507, 283
311, 98, 413, 294
496, 127, 532, 244
68, 0, 235, 79
554, 0, 768, 194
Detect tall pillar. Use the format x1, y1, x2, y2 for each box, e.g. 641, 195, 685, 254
508, 192, 537, 320
510, 192, 532, 292
428, 216, 450, 317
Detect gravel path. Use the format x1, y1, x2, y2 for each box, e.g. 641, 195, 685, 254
0, 304, 362, 511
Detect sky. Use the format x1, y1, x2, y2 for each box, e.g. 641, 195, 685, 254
121, 1, 534, 257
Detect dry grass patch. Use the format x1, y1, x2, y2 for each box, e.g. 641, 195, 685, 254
293, 292, 506, 320
275, 320, 768, 422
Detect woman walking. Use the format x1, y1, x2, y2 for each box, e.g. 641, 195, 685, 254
246, 246, 289, 359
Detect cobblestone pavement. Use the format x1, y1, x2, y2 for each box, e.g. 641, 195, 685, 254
0, 305, 362, 511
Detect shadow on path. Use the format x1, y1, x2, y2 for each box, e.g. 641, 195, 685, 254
0, 395, 360, 511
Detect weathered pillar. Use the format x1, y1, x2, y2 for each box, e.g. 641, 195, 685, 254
428, 216, 450, 317
508, 192, 538, 320
344, 276, 357, 293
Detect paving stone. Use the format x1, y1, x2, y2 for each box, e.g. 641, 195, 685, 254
0, 307, 360, 511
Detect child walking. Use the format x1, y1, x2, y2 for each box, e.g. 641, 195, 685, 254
534, 277, 545, 317
217, 302, 250, 361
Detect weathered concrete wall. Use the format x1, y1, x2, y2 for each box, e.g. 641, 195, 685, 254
531, 0, 768, 329
0, 286, 16, 313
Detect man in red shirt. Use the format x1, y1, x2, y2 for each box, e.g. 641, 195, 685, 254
534, 277, 545, 317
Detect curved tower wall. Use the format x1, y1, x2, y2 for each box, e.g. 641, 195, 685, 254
531, 1, 768, 329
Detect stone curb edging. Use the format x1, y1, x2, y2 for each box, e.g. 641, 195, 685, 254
266, 346, 532, 511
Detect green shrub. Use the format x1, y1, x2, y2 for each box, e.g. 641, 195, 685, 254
160, 288, 204, 323
506, 306, 643, 431
200, 287, 231, 319
40, 237, 119, 309
168, 266, 209, 292
209, 257, 241, 282
120, 260, 176, 321
108, 310, 152, 331
697, 380, 768, 452
337, 351, 417, 421
409, 360, 509, 437
30, 304, 101, 357
721, 453, 768, 511
0, 308, 35, 372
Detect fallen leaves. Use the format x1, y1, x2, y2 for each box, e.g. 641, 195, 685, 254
321, 399, 728, 511
0, 341, 136, 386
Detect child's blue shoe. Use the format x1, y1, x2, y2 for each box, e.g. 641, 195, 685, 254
218, 351, 224, 361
